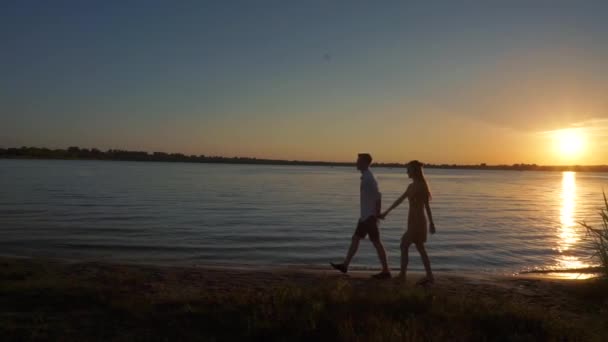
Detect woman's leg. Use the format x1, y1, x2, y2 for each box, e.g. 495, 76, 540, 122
400, 238, 412, 278
415, 242, 434, 282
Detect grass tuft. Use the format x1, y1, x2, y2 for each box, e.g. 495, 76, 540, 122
579, 191, 608, 278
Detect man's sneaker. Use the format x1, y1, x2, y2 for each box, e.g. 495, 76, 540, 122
330, 262, 348, 274
371, 272, 392, 279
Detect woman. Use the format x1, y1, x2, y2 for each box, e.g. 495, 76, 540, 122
380, 160, 436, 285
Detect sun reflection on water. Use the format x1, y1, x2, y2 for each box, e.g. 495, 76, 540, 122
559, 172, 577, 251
556, 172, 592, 277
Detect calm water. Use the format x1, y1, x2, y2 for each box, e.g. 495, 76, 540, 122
1, 159, 607, 275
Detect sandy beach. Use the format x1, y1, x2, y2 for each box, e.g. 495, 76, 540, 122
1, 256, 606, 341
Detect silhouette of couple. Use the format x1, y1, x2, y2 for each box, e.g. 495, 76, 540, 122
331, 153, 435, 285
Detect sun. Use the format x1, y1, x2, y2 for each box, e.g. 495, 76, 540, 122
554, 128, 586, 158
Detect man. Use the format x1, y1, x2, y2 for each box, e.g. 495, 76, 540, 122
331, 153, 391, 279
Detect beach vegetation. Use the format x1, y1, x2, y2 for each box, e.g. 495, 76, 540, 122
579, 191, 608, 279
1, 258, 606, 341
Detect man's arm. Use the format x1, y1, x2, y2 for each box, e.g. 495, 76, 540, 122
363, 176, 382, 218
370, 178, 381, 218
375, 196, 382, 218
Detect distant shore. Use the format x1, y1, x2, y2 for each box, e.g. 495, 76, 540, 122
1, 256, 606, 341
2, 146, 608, 172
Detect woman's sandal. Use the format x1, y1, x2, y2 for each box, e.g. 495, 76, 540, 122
415, 277, 434, 287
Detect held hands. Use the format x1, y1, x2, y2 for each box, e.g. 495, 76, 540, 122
377, 211, 388, 220
429, 222, 436, 235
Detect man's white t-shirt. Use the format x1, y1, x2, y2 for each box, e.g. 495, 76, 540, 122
360, 169, 381, 221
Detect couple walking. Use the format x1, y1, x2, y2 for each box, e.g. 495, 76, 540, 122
331, 153, 435, 285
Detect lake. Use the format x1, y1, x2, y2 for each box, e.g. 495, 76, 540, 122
1, 159, 607, 276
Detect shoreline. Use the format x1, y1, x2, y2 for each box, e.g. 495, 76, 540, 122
1, 255, 602, 295
1, 253, 601, 279
1, 253, 601, 280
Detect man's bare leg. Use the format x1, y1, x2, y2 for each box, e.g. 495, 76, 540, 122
372, 239, 390, 274
331, 234, 361, 273
344, 234, 361, 268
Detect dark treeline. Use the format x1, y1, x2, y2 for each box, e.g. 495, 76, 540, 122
1, 146, 608, 172
0, 146, 352, 167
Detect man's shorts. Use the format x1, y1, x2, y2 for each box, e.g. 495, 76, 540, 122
354, 216, 380, 241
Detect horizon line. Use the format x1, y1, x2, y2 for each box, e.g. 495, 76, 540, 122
1, 145, 608, 168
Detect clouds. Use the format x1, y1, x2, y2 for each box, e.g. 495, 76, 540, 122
538, 118, 608, 133
574, 118, 608, 148
572, 118, 608, 133
540, 118, 608, 145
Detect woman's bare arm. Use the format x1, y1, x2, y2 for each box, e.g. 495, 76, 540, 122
425, 200, 436, 234
380, 188, 408, 219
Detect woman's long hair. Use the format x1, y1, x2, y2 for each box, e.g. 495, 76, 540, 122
407, 160, 432, 201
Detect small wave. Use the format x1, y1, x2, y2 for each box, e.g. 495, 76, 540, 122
520, 266, 601, 275
58, 243, 203, 252
0, 209, 48, 215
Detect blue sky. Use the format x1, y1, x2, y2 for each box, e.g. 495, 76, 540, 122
2, 1, 607, 164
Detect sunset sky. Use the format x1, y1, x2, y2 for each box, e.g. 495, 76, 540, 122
2, 1, 607, 165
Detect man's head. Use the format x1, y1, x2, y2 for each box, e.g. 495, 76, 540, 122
357, 153, 373, 171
